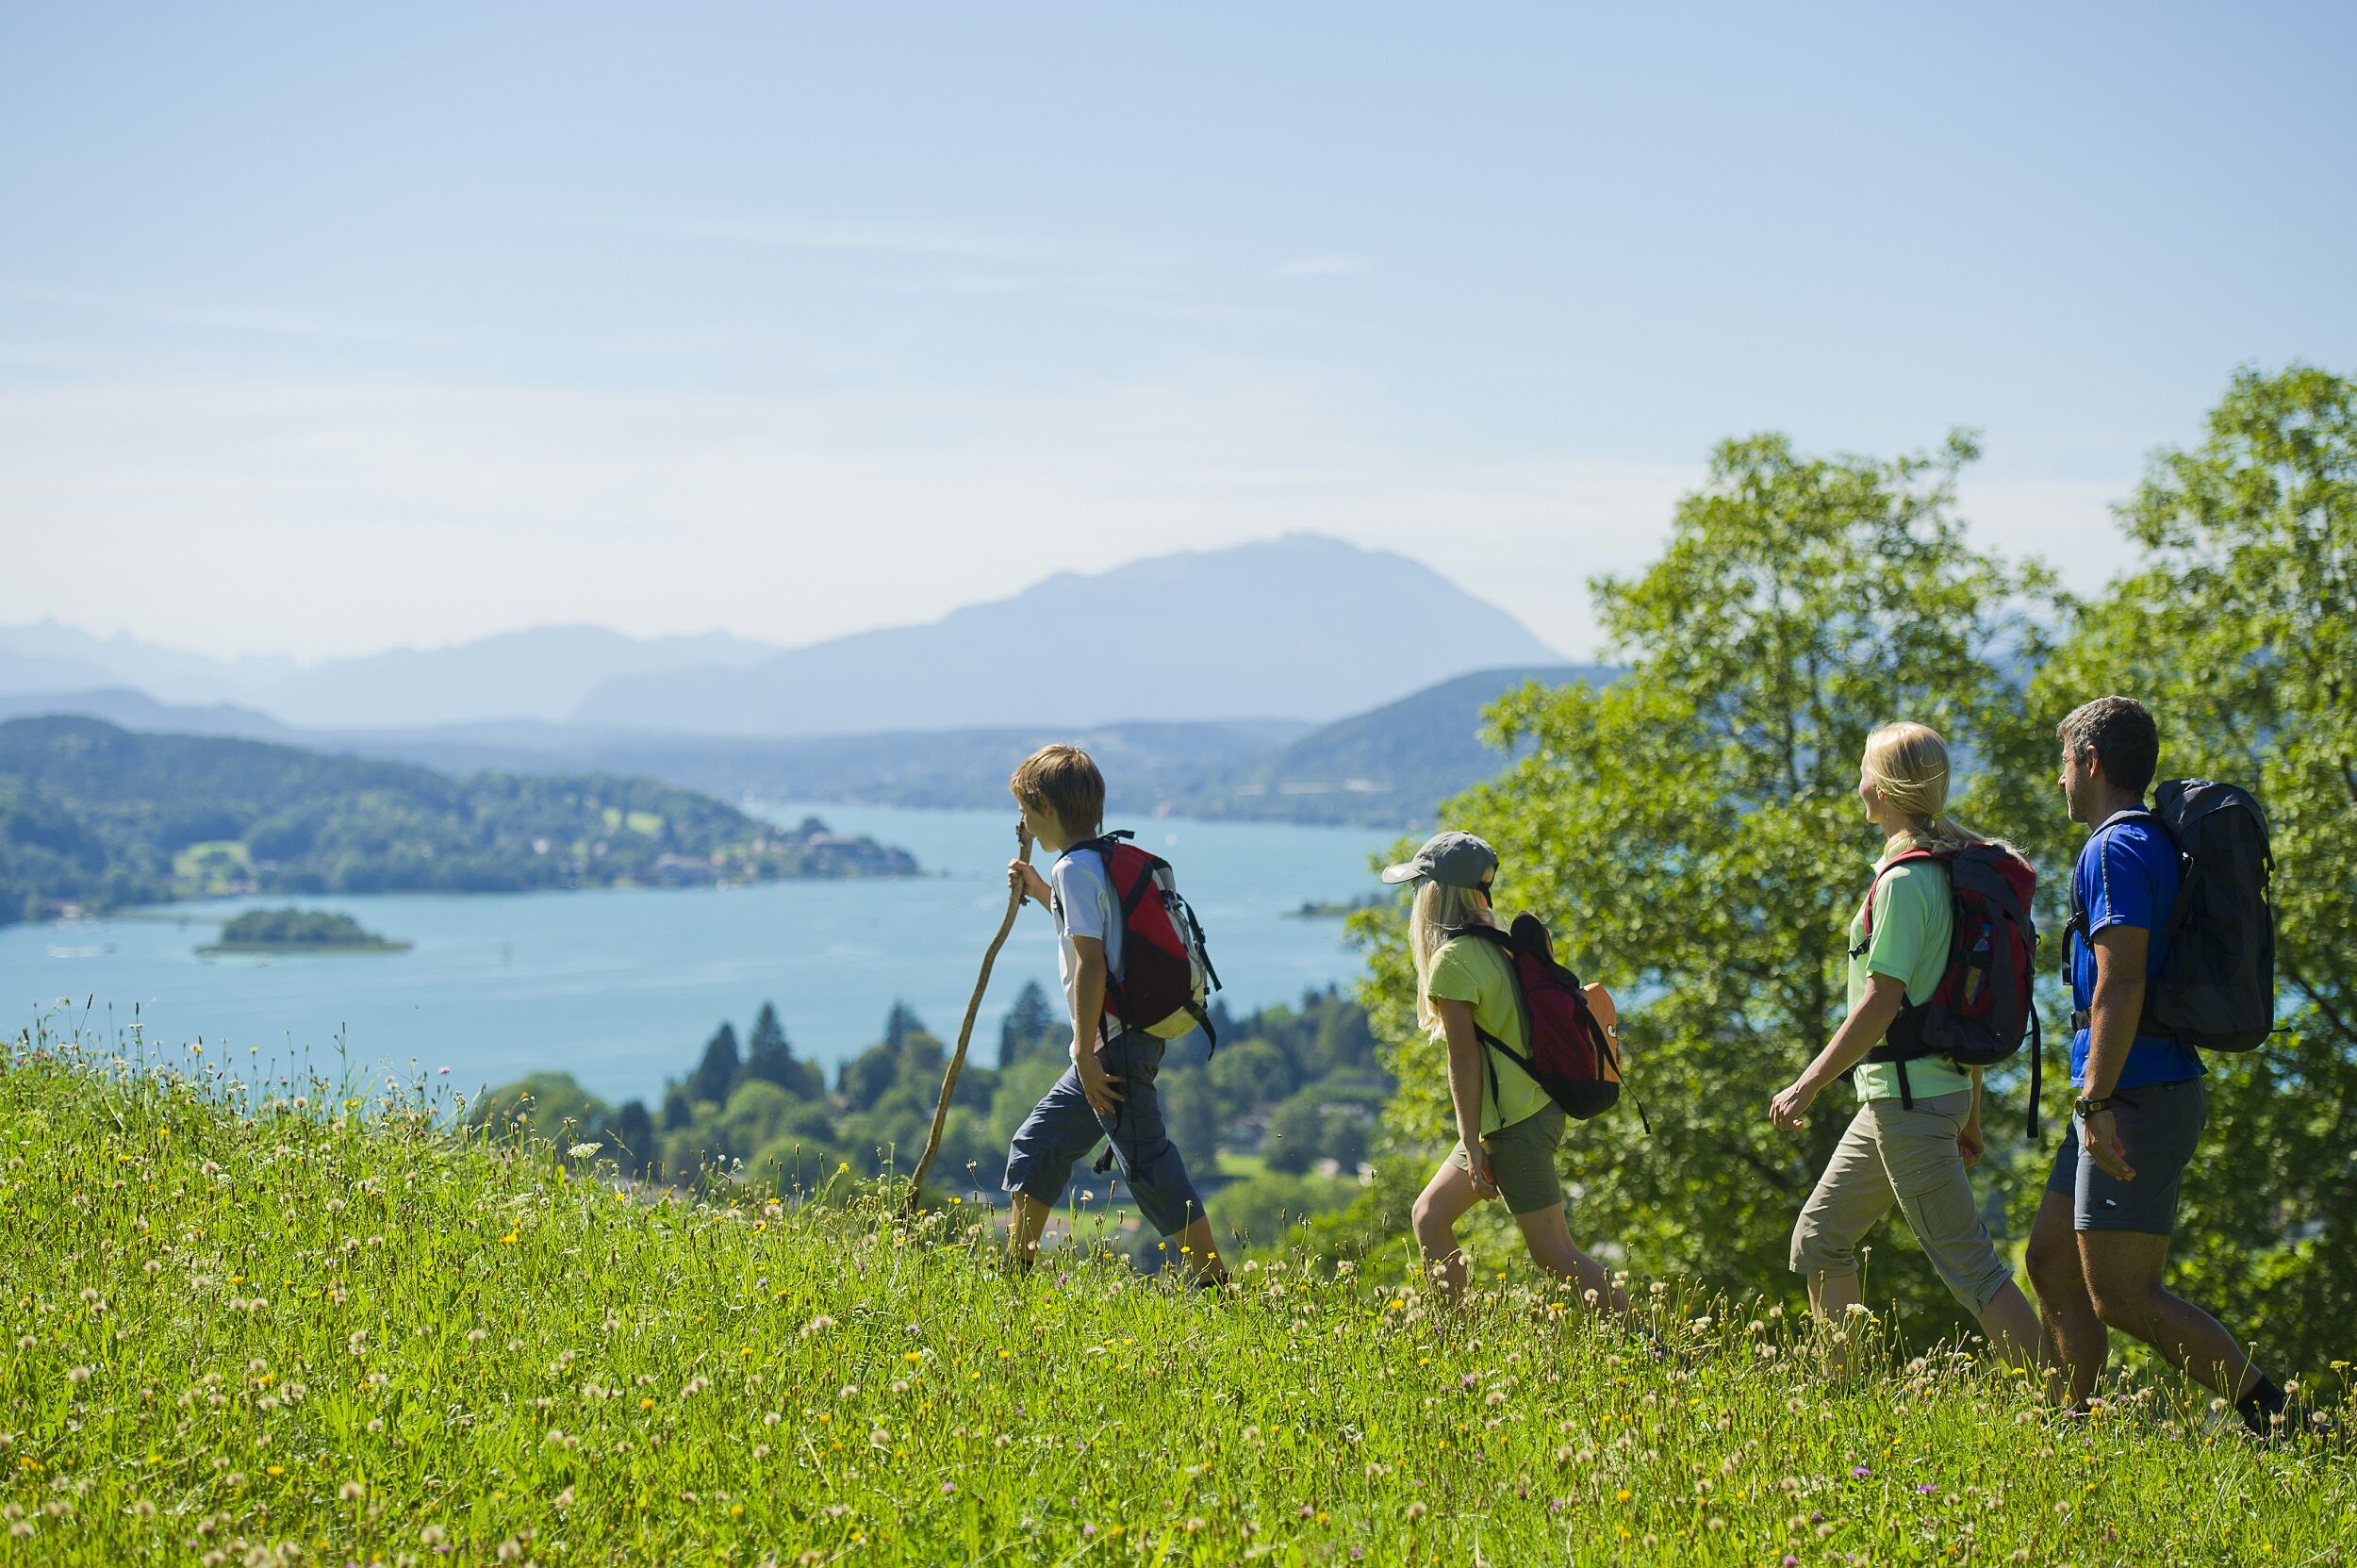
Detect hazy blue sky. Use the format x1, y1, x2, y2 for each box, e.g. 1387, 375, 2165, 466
4, 3, 2352, 660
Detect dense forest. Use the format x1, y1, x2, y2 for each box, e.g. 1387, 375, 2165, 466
0, 717, 918, 924
471, 982, 1392, 1263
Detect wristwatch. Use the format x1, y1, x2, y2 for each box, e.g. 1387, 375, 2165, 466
2075, 1096, 2116, 1119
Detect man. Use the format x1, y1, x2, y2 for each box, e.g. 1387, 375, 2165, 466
2023, 696, 2289, 1435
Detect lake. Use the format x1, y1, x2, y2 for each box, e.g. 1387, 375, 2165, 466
0, 801, 1401, 1107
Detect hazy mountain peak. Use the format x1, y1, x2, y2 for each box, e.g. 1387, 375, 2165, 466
573, 535, 1570, 736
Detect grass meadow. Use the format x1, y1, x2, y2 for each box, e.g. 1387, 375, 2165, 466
4, 1020, 2352, 1566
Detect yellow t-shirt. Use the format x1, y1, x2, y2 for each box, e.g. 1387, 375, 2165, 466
1426, 933, 1551, 1136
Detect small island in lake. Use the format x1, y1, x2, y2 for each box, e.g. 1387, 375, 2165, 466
200, 907, 411, 955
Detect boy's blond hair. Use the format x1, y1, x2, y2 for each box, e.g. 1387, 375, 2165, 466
1010, 745, 1105, 846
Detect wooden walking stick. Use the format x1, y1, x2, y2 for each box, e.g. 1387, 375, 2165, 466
904, 822, 1033, 1213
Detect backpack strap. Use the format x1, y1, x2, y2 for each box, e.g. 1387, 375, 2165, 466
1856, 850, 1952, 1064
2065, 806, 2171, 978
1059, 833, 1137, 1038
1858, 846, 1950, 945
1439, 923, 1537, 1111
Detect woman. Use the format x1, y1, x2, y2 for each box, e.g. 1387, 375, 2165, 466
1770, 722, 2041, 1367
1386, 830, 1626, 1312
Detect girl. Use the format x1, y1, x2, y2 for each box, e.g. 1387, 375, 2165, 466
1769, 722, 2042, 1367
1388, 830, 1626, 1310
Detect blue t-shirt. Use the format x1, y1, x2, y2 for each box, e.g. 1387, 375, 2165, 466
2069, 812, 2204, 1090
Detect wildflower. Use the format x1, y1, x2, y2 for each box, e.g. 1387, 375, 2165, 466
66, 1366, 91, 1385
1406, 1502, 1426, 1522
338, 1482, 364, 1502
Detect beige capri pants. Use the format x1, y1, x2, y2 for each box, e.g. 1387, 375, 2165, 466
1788, 1090, 2015, 1312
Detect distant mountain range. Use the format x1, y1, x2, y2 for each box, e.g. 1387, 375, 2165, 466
1, 535, 1569, 734
0, 665, 1619, 831
574, 534, 1564, 734
0, 623, 782, 729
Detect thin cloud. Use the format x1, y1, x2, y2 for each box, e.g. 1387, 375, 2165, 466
638, 217, 1170, 272
3, 288, 461, 352
1274, 255, 1374, 278
147, 304, 463, 351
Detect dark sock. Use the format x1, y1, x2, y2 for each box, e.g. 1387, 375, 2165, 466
2236, 1375, 2286, 1436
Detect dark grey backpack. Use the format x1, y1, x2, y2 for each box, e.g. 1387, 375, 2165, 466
2072, 780, 2276, 1052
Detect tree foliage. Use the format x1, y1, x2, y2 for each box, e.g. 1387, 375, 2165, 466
1358, 430, 2058, 1341
2031, 364, 2357, 1369
0, 717, 919, 922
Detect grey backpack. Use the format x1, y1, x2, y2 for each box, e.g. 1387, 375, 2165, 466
2072, 780, 2276, 1052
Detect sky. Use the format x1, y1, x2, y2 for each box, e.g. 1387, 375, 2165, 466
2, 3, 2352, 662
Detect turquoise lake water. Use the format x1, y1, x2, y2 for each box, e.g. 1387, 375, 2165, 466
0, 802, 1401, 1106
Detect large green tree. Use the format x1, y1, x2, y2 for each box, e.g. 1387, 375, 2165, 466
1358, 431, 2056, 1339
2033, 364, 2357, 1372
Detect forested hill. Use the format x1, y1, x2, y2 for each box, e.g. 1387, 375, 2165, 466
0, 716, 917, 924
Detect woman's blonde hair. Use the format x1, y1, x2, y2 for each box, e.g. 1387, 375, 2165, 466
1860, 721, 1988, 856
1409, 880, 1497, 1034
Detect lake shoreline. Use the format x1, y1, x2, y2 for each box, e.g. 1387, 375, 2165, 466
197, 940, 414, 955
2, 801, 1387, 1105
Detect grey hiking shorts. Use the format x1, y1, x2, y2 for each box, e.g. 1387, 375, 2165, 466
1789, 1091, 2015, 1312
1002, 1030, 1207, 1238
2045, 1075, 2206, 1236
1448, 1104, 1569, 1215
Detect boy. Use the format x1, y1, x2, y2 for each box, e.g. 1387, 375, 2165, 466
2022, 697, 2289, 1434
998, 745, 1227, 1284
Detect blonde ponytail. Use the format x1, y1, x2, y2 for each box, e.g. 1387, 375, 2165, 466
1861, 721, 2012, 858
1409, 880, 1497, 1034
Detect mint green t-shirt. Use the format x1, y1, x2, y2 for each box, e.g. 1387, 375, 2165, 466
1847, 854, 1970, 1102
1426, 933, 1551, 1136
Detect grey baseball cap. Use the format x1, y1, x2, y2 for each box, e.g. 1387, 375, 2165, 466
1378, 831, 1498, 890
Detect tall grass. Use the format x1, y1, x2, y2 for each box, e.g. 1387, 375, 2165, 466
3, 1015, 2350, 1565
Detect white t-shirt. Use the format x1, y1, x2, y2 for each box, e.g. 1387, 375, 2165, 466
1051, 846, 1124, 1030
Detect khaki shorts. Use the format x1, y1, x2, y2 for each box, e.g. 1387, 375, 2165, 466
1449, 1104, 1568, 1215
1788, 1091, 2014, 1312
